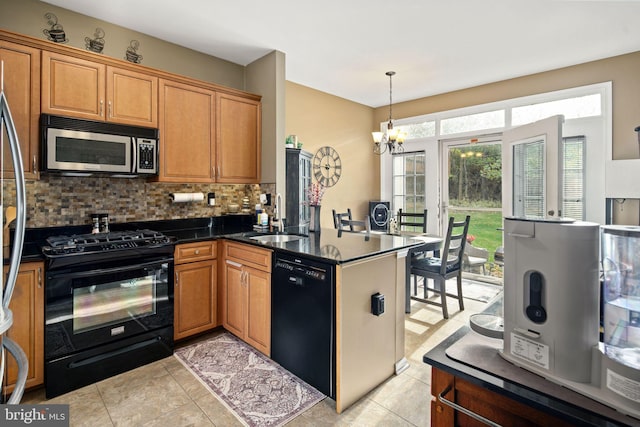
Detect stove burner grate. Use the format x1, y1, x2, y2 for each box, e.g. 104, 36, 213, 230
42, 229, 173, 257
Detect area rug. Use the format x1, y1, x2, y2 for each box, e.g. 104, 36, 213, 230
174, 332, 324, 427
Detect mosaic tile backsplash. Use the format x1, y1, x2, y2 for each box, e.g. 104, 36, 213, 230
2, 175, 276, 228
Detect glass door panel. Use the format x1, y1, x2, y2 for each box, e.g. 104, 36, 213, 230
502, 115, 563, 218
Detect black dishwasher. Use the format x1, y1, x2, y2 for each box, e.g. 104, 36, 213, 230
272, 253, 335, 398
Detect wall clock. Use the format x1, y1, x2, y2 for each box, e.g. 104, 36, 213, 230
313, 146, 342, 187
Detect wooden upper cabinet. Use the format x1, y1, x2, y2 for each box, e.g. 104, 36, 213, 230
41, 51, 105, 120
1, 40, 41, 179
216, 93, 261, 183
156, 79, 215, 182
106, 67, 158, 127
42, 51, 157, 127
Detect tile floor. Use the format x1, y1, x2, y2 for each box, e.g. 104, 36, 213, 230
22, 290, 493, 426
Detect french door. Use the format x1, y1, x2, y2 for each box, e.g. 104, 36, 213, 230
502, 115, 564, 218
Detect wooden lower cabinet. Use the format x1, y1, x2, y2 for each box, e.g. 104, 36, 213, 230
174, 241, 218, 340
431, 367, 574, 426
222, 241, 271, 356
3, 261, 44, 392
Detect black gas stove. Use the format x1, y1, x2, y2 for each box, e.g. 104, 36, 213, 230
42, 228, 176, 398
42, 229, 175, 270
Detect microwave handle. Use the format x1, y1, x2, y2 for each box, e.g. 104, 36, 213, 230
131, 137, 138, 173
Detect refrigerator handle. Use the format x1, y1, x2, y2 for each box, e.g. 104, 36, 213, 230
1, 60, 28, 404
0, 86, 26, 310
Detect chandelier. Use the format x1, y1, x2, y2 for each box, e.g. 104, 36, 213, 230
372, 71, 405, 155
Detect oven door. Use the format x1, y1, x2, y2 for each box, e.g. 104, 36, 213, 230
45, 259, 173, 361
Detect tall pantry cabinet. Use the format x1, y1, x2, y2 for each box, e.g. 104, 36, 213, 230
285, 148, 312, 227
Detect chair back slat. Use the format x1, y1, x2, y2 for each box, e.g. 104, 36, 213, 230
337, 215, 371, 235
332, 209, 353, 231
397, 209, 428, 233
439, 215, 471, 275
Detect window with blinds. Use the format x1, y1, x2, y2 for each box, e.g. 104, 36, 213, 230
512, 139, 544, 217
562, 136, 585, 220
511, 136, 585, 219
392, 152, 426, 229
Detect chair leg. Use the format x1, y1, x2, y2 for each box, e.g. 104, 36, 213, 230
423, 277, 429, 299
437, 278, 449, 319
456, 272, 464, 311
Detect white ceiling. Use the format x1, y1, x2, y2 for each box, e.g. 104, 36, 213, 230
43, 0, 640, 108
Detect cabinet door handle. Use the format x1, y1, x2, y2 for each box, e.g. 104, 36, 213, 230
438, 384, 502, 427
194, 249, 200, 255
437, 383, 502, 427
175, 272, 178, 286
108, 100, 112, 118
37, 267, 42, 288
32, 155, 37, 173
226, 260, 242, 268
99, 100, 104, 117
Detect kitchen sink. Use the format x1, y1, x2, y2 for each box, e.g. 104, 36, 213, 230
249, 234, 306, 243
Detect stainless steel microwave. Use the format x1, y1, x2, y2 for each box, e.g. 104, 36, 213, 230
41, 114, 159, 176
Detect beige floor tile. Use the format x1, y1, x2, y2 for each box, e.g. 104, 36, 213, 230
167, 357, 213, 401
142, 401, 214, 427
97, 364, 192, 427
368, 373, 431, 427
333, 398, 414, 427
47, 384, 114, 427
193, 391, 244, 427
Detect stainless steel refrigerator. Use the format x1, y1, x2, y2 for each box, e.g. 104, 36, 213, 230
1, 60, 28, 403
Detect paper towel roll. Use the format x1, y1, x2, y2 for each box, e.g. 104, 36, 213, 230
169, 192, 205, 203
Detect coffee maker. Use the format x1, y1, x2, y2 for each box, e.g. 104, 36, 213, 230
501, 217, 640, 418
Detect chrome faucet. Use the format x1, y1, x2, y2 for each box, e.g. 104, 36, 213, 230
273, 193, 284, 232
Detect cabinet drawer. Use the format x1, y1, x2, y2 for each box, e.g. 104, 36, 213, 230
224, 241, 272, 272
174, 241, 217, 263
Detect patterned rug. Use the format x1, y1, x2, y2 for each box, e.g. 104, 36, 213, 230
174, 332, 324, 427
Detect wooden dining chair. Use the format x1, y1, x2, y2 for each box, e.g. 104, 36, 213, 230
409, 215, 471, 319
332, 209, 353, 230
336, 215, 371, 236
397, 209, 428, 233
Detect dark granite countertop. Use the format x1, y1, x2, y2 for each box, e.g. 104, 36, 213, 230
8, 215, 425, 265
224, 227, 427, 264
6, 215, 254, 264
423, 294, 640, 427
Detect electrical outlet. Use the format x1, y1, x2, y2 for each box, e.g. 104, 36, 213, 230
260, 194, 267, 204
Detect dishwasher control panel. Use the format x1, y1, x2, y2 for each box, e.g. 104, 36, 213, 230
274, 257, 328, 281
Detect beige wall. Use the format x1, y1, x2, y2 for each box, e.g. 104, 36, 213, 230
246, 50, 286, 187
285, 82, 377, 227
378, 50, 640, 160
0, 0, 245, 89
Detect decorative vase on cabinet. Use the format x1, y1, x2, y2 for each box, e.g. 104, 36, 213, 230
309, 205, 321, 232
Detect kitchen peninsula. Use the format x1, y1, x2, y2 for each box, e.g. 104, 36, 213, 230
228, 226, 423, 412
